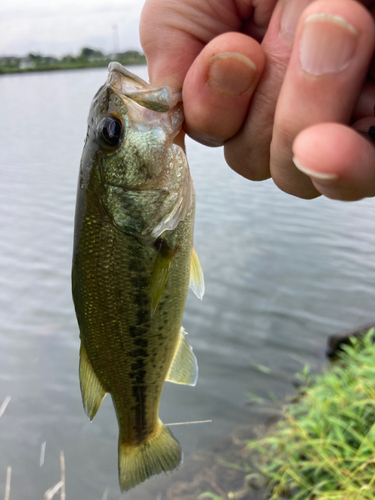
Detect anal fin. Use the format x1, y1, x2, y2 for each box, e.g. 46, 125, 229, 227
79, 343, 107, 421
166, 327, 198, 386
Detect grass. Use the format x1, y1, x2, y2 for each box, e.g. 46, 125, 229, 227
200, 328, 375, 500
250, 328, 375, 500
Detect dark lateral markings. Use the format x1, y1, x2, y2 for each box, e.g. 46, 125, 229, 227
131, 373, 148, 442
128, 325, 149, 338
133, 337, 148, 348
129, 348, 148, 358
130, 359, 145, 372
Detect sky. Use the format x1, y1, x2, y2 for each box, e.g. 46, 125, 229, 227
1, 0, 145, 57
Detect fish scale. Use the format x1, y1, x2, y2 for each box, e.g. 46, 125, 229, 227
75, 199, 193, 443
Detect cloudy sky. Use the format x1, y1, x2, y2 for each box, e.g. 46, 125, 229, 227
1, 0, 145, 57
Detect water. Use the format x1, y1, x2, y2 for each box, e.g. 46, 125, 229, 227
0, 66, 374, 499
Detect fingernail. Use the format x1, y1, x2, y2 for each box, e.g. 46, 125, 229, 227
299, 13, 358, 76
293, 156, 338, 181
208, 52, 257, 96
280, 0, 312, 43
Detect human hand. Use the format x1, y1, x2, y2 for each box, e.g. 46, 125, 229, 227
140, 0, 375, 200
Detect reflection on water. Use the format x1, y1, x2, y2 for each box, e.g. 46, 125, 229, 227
0, 66, 374, 499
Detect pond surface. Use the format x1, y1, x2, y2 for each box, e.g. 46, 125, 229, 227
0, 66, 374, 499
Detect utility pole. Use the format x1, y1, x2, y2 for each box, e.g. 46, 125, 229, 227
112, 24, 120, 54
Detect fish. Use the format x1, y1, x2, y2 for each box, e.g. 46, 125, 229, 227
72, 62, 204, 492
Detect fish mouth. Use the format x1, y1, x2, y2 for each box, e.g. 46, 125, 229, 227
102, 63, 184, 141
107, 62, 182, 113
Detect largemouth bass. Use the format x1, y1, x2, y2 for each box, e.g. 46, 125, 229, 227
72, 63, 204, 492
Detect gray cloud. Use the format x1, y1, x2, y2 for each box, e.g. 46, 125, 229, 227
0, 0, 144, 56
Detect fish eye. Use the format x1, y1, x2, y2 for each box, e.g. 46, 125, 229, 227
99, 116, 123, 147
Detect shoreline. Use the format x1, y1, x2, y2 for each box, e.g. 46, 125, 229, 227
0, 58, 146, 76
143, 326, 375, 500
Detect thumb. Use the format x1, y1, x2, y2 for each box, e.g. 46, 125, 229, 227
140, 0, 206, 87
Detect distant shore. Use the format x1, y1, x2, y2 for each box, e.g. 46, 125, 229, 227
0, 49, 146, 75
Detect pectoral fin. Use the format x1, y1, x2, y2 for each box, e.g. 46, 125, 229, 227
190, 246, 205, 300
79, 343, 107, 421
166, 327, 198, 386
151, 240, 177, 317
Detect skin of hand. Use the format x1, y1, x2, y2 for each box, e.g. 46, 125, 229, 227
140, 0, 375, 201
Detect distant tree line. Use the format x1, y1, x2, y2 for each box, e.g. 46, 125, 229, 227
0, 47, 146, 74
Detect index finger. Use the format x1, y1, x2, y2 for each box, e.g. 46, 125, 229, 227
140, 0, 242, 87
140, 0, 266, 145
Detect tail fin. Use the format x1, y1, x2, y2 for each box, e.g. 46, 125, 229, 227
118, 420, 182, 492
